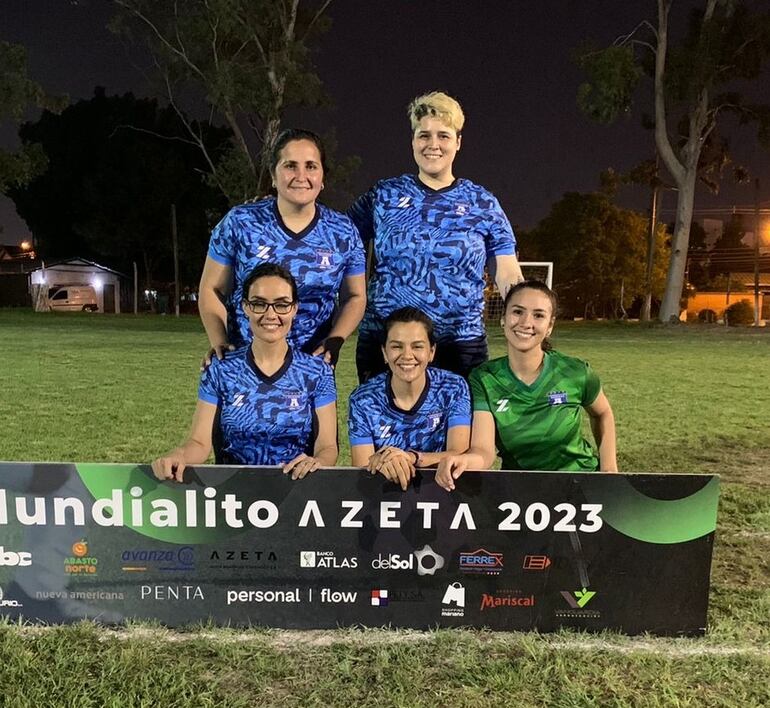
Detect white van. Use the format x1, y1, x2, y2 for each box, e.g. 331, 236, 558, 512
47, 285, 99, 312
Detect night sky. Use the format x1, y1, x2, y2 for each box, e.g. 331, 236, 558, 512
1, 0, 768, 246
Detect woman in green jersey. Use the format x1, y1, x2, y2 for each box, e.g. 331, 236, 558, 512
436, 280, 617, 490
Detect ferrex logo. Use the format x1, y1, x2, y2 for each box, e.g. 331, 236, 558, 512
0, 546, 32, 567
480, 591, 535, 611
560, 588, 596, 609
458, 548, 503, 575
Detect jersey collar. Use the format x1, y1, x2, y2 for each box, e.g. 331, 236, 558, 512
411, 174, 459, 195
273, 200, 320, 240
247, 345, 294, 384
386, 367, 431, 416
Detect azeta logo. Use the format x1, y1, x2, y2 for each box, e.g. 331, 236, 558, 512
64, 539, 98, 575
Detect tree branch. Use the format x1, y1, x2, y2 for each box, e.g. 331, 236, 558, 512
109, 124, 201, 147
301, 0, 333, 41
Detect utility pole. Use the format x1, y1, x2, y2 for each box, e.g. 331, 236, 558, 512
642, 154, 660, 322
133, 261, 138, 315
171, 203, 180, 318
754, 179, 761, 327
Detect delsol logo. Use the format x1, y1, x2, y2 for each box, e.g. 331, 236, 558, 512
0, 546, 32, 567
64, 539, 98, 575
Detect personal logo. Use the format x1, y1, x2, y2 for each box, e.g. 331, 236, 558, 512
0, 546, 32, 567
396, 196, 412, 208
441, 582, 465, 617
495, 399, 510, 413
121, 546, 195, 573
479, 589, 535, 611
255, 244, 271, 260
315, 249, 333, 269
414, 545, 445, 576
209, 549, 278, 570
226, 587, 301, 605
556, 588, 600, 619
299, 550, 358, 569
371, 589, 389, 607
0, 586, 22, 609
284, 392, 305, 410
523, 555, 552, 571
64, 539, 98, 575
547, 391, 568, 406
458, 548, 504, 575
140, 585, 205, 601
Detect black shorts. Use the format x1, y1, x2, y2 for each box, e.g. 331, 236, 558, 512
355, 332, 488, 383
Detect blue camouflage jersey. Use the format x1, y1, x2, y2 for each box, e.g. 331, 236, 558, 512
348, 175, 516, 342
208, 198, 366, 350
198, 346, 336, 465
348, 367, 471, 453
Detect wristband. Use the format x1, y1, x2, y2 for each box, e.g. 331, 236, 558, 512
408, 450, 420, 466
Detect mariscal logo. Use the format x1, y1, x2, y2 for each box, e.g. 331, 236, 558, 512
479, 591, 535, 611
64, 539, 98, 575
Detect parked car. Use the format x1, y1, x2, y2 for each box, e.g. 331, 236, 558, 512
47, 285, 98, 312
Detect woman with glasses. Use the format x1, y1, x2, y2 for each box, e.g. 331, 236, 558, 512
199, 128, 366, 369
152, 263, 338, 482
348, 91, 523, 382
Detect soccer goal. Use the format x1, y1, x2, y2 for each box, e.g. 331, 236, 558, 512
484, 261, 554, 322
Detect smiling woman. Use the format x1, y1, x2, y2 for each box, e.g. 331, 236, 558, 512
198, 129, 366, 370
436, 280, 618, 489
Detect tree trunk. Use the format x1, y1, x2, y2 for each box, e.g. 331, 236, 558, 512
257, 116, 282, 196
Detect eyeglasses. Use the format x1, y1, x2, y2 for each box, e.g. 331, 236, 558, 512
244, 299, 295, 314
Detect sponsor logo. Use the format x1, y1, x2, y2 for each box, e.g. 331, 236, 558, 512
371, 553, 414, 571
208, 549, 278, 570
547, 391, 568, 406
0, 546, 32, 567
232, 393, 245, 407
64, 539, 98, 575
227, 587, 301, 605
121, 546, 195, 573
523, 555, 551, 570
300, 551, 358, 569
0, 586, 22, 609
315, 249, 333, 268
414, 544, 445, 576
389, 588, 426, 603
317, 588, 357, 604
371, 589, 389, 607
458, 548, 503, 575
140, 585, 205, 601
495, 399, 510, 412
284, 392, 305, 410
441, 582, 465, 617
35, 590, 125, 602
556, 588, 600, 619
377, 424, 392, 440
396, 196, 412, 208
255, 244, 271, 259
479, 590, 535, 611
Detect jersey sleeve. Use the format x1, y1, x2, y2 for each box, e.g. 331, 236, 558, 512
446, 375, 472, 428
347, 187, 376, 246
347, 389, 374, 447
343, 220, 367, 277
314, 361, 337, 409
198, 359, 221, 405
581, 361, 602, 406
468, 368, 491, 412
207, 209, 237, 266
482, 193, 516, 258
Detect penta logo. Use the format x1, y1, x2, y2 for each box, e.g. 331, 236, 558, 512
414, 544, 445, 576
0, 586, 23, 608
140, 585, 204, 601
458, 548, 503, 575
0, 546, 32, 567
479, 591, 535, 611
523, 554, 551, 570
371, 553, 414, 571
64, 539, 98, 575
441, 582, 465, 617
300, 550, 358, 569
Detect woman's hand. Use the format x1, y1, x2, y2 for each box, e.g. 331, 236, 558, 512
200, 342, 235, 371
435, 454, 470, 491
367, 446, 416, 491
283, 454, 322, 480
151, 452, 187, 483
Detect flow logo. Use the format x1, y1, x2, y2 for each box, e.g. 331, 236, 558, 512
560, 588, 596, 609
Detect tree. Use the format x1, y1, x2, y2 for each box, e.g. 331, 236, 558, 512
111, 0, 334, 204
0, 41, 66, 193
524, 192, 669, 318
578, 1, 770, 322
8, 89, 229, 284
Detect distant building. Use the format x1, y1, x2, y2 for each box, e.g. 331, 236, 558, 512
686, 272, 770, 322
26, 258, 125, 313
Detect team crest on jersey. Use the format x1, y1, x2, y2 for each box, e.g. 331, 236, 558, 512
428, 411, 442, 430
547, 391, 568, 406
284, 392, 306, 410
315, 248, 334, 269
454, 202, 470, 216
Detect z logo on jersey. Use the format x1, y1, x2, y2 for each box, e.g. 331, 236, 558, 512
255, 245, 271, 260
232, 394, 245, 407
396, 196, 412, 208
378, 424, 393, 439
495, 399, 510, 413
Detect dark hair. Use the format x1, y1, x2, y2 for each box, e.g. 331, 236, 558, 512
384, 307, 436, 345
502, 280, 558, 351
269, 128, 327, 175
241, 263, 298, 303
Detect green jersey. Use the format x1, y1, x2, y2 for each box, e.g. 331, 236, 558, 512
469, 351, 601, 472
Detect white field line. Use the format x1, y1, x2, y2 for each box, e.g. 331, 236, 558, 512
11, 626, 770, 657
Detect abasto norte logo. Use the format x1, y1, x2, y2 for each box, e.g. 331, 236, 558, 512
64, 539, 98, 575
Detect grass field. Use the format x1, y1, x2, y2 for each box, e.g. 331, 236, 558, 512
0, 309, 769, 706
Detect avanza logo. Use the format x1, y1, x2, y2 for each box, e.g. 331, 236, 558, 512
560, 588, 596, 609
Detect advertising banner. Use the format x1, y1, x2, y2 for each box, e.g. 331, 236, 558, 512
0, 463, 719, 635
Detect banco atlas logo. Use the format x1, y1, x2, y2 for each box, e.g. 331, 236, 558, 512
0, 546, 32, 567
300, 550, 358, 569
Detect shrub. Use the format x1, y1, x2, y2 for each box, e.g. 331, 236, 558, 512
725, 300, 754, 326
698, 309, 717, 323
